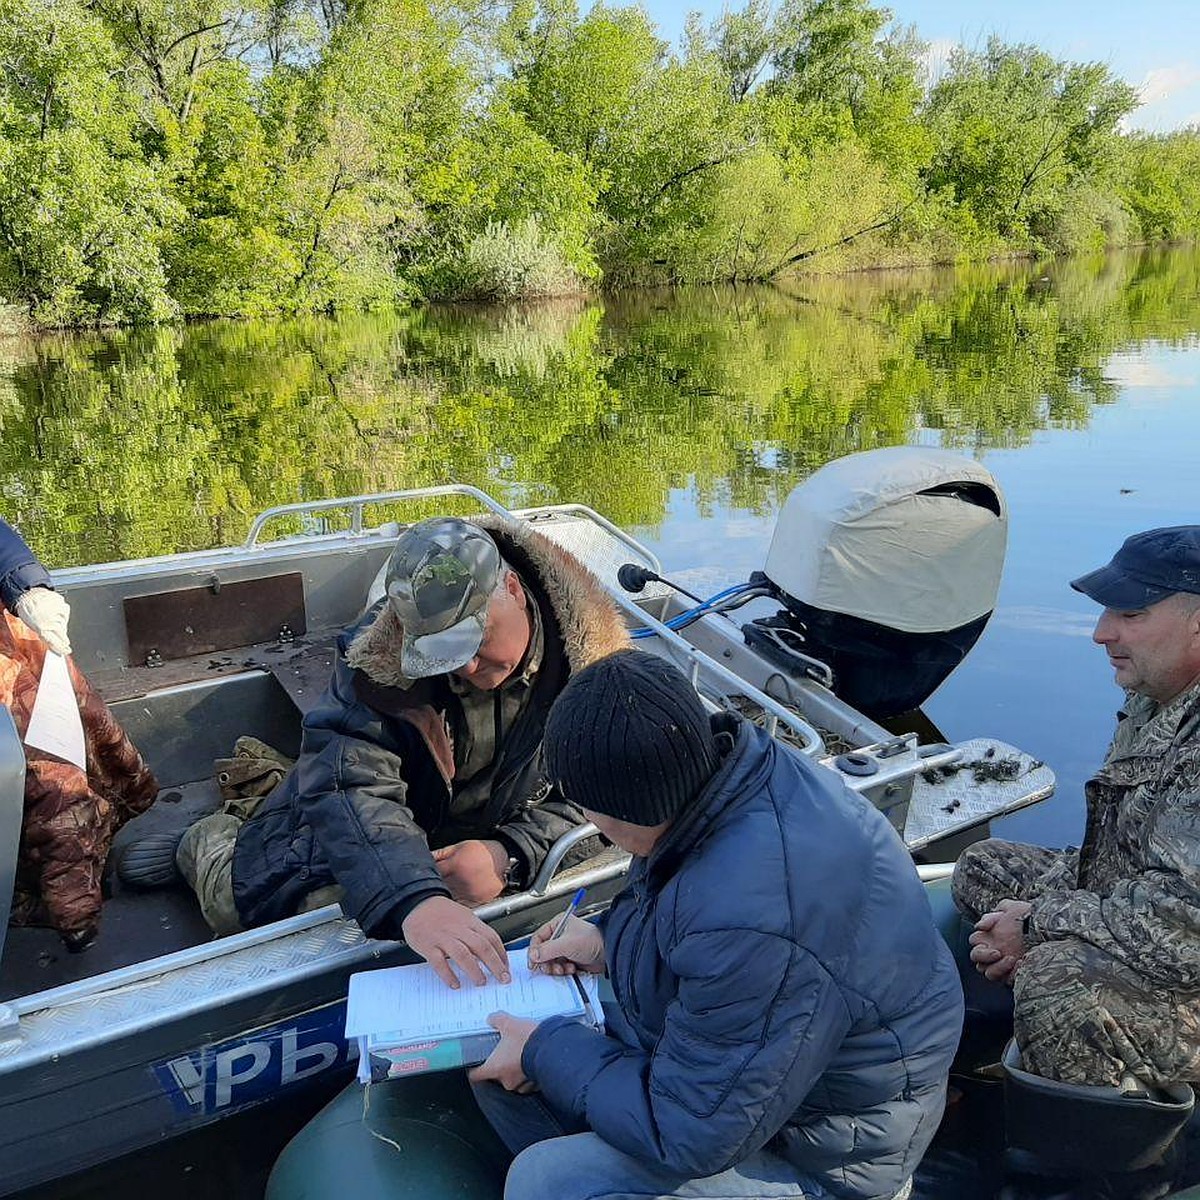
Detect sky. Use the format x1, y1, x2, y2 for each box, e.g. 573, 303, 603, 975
641, 0, 1200, 132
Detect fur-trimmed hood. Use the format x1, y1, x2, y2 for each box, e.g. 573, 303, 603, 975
344, 514, 630, 688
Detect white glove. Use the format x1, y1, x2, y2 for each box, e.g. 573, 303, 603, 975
14, 587, 72, 656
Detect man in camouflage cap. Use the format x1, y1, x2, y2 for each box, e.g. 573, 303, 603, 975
954, 526, 1200, 1089
120, 515, 628, 985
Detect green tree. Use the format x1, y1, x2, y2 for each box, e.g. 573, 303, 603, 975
0, 0, 180, 324
1120, 130, 1200, 242
507, 3, 737, 281
687, 0, 931, 277
925, 39, 1138, 247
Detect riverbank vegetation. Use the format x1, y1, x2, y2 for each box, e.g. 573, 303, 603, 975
1, 0, 1199, 325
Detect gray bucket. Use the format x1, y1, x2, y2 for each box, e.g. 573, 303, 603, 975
1002, 1039, 1195, 1176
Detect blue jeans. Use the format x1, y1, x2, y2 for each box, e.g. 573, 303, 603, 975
472, 1083, 827, 1200
471, 1003, 826, 1200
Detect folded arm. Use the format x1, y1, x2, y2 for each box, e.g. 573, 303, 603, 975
1029, 787, 1200, 989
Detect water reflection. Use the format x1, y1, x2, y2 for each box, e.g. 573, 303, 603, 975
3, 247, 1200, 850
3, 246, 1199, 567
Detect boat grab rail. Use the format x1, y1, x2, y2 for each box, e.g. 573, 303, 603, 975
243, 485, 513, 547
528, 822, 603, 896
519, 504, 664, 574
244, 489, 820, 752
244, 490, 663, 576
611, 585, 824, 755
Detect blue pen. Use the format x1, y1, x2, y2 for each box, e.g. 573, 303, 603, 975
548, 887, 586, 942
545, 888, 600, 1028
531, 888, 585, 974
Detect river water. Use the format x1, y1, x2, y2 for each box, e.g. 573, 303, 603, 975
3, 246, 1200, 857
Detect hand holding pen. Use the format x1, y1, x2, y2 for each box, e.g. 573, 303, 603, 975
528, 887, 606, 977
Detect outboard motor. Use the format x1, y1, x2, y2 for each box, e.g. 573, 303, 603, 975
748, 446, 1007, 718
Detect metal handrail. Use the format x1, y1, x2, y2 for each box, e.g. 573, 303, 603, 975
606, 586, 825, 755
527, 822, 612, 896
243, 485, 513, 547
522, 504, 664, 575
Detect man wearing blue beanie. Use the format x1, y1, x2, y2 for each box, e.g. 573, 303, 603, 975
471, 649, 962, 1200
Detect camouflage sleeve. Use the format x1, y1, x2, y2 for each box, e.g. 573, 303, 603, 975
1029, 785, 1200, 990
21, 758, 106, 938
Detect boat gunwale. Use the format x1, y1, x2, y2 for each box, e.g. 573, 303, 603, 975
0, 863, 628, 1071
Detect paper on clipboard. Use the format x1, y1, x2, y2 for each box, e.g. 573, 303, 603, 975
23, 651, 86, 771
346, 949, 599, 1041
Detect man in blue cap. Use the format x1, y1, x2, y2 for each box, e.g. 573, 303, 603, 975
954, 526, 1200, 1089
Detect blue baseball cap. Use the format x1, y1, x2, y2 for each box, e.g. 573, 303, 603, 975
1071, 526, 1200, 609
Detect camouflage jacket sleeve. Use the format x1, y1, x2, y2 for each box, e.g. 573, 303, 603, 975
1028, 785, 1200, 990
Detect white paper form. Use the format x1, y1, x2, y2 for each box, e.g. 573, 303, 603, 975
346, 948, 600, 1042
23, 651, 86, 771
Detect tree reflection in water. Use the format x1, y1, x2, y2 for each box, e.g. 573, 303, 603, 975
2, 246, 1198, 568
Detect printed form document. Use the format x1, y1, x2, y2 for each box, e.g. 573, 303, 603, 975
346, 949, 602, 1079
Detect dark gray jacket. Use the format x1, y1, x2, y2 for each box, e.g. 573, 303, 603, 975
524, 717, 963, 1200
232, 516, 629, 937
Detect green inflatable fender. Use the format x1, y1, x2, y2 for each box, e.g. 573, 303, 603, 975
267, 1071, 509, 1200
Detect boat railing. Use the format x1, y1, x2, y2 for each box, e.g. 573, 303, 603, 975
243, 485, 513, 546
242, 489, 824, 756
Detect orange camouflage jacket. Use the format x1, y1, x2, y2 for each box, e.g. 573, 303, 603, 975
2, 609, 158, 943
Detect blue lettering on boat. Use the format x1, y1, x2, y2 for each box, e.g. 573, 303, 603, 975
153, 1002, 356, 1115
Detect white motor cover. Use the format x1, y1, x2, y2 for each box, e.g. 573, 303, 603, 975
764, 446, 1008, 635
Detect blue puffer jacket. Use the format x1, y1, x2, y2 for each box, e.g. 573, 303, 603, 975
524, 716, 963, 1200
0, 519, 51, 612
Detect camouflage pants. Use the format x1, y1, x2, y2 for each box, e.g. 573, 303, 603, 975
177, 811, 245, 936
178, 809, 345, 936
953, 839, 1200, 1087
178, 737, 342, 937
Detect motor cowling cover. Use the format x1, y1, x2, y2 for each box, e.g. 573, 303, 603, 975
765, 446, 1007, 635
759, 447, 1007, 717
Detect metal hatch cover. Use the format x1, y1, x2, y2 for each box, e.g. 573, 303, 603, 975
903, 739, 1055, 850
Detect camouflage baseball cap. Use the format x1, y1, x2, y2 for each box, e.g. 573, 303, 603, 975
385, 518, 503, 678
